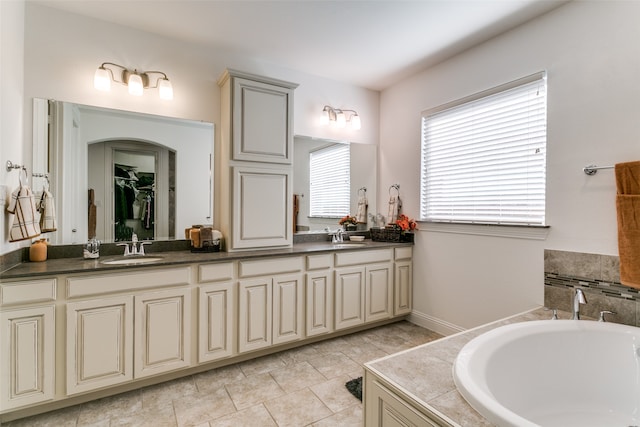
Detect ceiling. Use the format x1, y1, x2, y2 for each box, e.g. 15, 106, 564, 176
31, 0, 568, 91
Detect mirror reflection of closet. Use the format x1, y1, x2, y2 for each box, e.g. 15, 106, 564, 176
88, 140, 175, 243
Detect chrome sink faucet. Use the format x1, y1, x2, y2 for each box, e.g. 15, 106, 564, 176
117, 233, 151, 256
330, 228, 345, 243
571, 288, 587, 320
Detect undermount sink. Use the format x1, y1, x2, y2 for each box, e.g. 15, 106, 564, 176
101, 256, 164, 265
332, 243, 367, 248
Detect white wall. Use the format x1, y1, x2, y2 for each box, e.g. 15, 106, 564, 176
0, 2, 379, 255
381, 1, 640, 333
1, 0, 25, 254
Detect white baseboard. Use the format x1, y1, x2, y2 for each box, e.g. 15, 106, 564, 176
407, 310, 466, 336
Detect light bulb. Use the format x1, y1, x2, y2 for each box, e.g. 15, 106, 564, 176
158, 78, 173, 100
320, 108, 330, 125
350, 114, 361, 130
128, 73, 144, 96
94, 67, 111, 91
336, 111, 346, 128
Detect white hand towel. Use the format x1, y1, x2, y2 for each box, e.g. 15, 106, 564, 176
356, 195, 368, 223
38, 189, 57, 232
7, 184, 41, 242
387, 195, 401, 224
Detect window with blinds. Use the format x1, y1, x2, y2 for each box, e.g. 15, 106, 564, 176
420, 72, 547, 226
309, 143, 350, 217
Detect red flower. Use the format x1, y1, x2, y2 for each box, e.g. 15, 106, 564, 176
395, 214, 417, 231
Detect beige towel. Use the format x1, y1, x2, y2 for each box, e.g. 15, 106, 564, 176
356, 194, 368, 224
38, 189, 57, 233
7, 184, 41, 242
615, 160, 640, 289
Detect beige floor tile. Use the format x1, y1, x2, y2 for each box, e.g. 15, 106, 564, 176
308, 351, 361, 379
239, 353, 286, 377
2, 407, 81, 427
311, 404, 363, 427
310, 375, 361, 413
225, 372, 285, 410
341, 341, 389, 365
209, 404, 277, 427
173, 387, 236, 427
310, 336, 352, 353
264, 388, 332, 427
277, 344, 326, 365
194, 364, 246, 392
76, 389, 143, 425
270, 361, 327, 393
110, 403, 177, 427
141, 376, 199, 409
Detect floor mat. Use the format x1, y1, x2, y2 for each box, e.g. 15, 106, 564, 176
345, 376, 362, 401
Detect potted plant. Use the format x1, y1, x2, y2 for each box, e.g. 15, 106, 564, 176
339, 215, 358, 231
395, 214, 417, 242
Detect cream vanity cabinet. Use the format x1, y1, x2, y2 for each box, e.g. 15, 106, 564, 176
217, 69, 299, 251
394, 247, 413, 316
305, 254, 334, 337
65, 267, 191, 394
334, 249, 394, 330
198, 263, 236, 363
0, 279, 56, 410
237, 257, 304, 353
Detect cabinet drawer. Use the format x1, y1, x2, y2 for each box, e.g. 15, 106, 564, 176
199, 262, 234, 283
238, 257, 303, 278
306, 254, 332, 270
335, 249, 392, 267
395, 247, 413, 260
1, 278, 57, 305
66, 267, 191, 298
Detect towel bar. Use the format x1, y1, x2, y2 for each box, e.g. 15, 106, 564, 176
583, 164, 614, 175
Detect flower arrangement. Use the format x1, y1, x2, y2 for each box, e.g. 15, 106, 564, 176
395, 214, 417, 232
338, 215, 358, 226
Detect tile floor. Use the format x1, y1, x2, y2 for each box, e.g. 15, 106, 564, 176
4, 321, 442, 427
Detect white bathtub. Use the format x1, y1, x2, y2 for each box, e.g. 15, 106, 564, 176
453, 319, 640, 427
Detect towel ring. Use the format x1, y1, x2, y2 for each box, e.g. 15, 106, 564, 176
389, 184, 400, 197
358, 187, 367, 196
18, 167, 28, 187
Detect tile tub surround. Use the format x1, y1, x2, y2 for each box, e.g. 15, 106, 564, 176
544, 249, 640, 327
364, 308, 562, 427
0, 321, 441, 427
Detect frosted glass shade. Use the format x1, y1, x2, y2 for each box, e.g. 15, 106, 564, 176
128, 73, 144, 96
158, 78, 173, 100
94, 67, 111, 91
336, 111, 346, 128
351, 114, 361, 130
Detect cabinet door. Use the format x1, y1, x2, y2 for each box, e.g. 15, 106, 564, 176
232, 77, 293, 164
394, 261, 412, 316
334, 267, 365, 330
134, 288, 191, 378
365, 263, 393, 322
272, 273, 303, 345
66, 296, 133, 395
232, 166, 291, 249
198, 282, 235, 363
305, 271, 333, 337
364, 374, 440, 427
238, 278, 272, 353
1, 306, 55, 409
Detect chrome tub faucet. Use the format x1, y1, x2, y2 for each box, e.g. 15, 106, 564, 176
571, 288, 587, 320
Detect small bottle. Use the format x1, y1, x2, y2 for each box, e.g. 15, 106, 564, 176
29, 239, 48, 262
83, 238, 100, 259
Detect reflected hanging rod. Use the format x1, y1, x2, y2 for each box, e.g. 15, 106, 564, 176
583, 164, 614, 176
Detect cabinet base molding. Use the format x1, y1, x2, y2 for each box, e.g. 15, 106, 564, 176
0, 316, 407, 423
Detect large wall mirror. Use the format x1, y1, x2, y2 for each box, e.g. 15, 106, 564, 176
34, 99, 214, 245
293, 135, 377, 233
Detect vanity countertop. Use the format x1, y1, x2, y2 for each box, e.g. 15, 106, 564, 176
0, 240, 411, 280
364, 307, 561, 426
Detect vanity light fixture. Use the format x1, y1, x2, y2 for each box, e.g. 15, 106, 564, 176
94, 62, 174, 100
321, 105, 361, 130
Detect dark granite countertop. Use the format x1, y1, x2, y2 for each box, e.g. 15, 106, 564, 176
0, 240, 411, 280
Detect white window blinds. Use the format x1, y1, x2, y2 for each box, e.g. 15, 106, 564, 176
420, 72, 547, 225
310, 143, 350, 217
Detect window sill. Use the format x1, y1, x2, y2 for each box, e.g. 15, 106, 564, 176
422, 221, 550, 240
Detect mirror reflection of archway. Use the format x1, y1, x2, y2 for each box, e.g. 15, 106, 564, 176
88, 139, 175, 243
